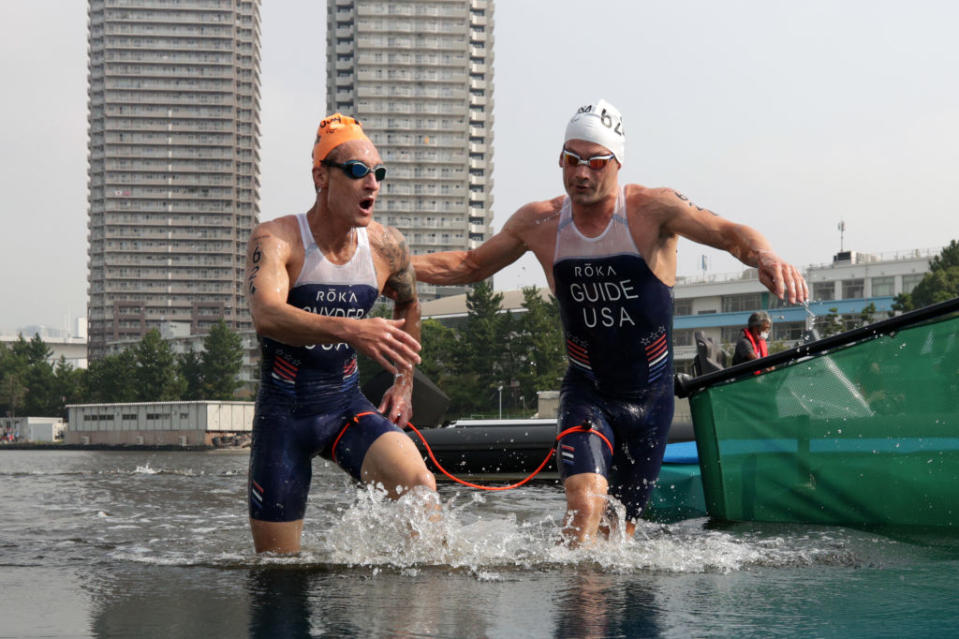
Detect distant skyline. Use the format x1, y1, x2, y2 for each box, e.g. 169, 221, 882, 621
2, 1, 957, 333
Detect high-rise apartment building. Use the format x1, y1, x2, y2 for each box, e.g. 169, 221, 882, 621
86, 0, 261, 358
326, 0, 494, 300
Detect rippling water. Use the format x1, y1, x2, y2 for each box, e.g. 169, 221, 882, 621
2, 449, 958, 638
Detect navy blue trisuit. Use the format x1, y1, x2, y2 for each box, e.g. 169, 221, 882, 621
248, 215, 401, 523
552, 186, 675, 522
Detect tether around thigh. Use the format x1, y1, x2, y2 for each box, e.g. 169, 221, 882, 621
556, 387, 615, 480
323, 397, 404, 481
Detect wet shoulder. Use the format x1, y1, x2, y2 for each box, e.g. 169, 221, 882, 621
624, 184, 672, 214
249, 214, 304, 265
254, 214, 301, 245
507, 196, 565, 238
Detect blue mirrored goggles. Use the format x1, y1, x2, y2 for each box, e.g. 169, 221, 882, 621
322, 159, 387, 182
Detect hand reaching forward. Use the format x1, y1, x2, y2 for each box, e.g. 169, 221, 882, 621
350, 317, 422, 374
757, 251, 809, 305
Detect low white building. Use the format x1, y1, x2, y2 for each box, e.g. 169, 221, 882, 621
65, 401, 255, 447
0, 417, 66, 443
671, 247, 936, 372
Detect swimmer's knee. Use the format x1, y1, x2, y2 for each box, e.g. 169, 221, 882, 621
390, 469, 437, 496
417, 469, 437, 492
566, 490, 604, 521
564, 474, 608, 511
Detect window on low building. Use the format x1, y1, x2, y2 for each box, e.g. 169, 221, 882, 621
721, 293, 762, 313
871, 276, 895, 297
813, 281, 835, 301
842, 279, 864, 299
773, 322, 805, 342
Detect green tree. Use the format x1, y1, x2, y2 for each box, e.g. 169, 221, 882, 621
447, 281, 505, 417
53, 356, 84, 416
894, 240, 959, 311
858, 302, 879, 327
16, 334, 53, 366
134, 330, 184, 401
1, 334, 60, 417
179, 346, 205, 401
0, 374, 27, 417
23, 356, 57, 416
514, 287, 566, 406
201, 320, 244, 400
0, 341, 26, 416
85, 349, 139, 403
816, 307, 844, 337
418, 318, 458, 384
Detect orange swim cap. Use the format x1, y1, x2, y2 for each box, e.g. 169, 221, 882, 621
312, 113, 371, 167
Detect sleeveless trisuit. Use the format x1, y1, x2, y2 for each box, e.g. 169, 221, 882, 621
248, 215, 400, 522
551, 187, 675, 521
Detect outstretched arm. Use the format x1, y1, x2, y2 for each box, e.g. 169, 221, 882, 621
412, 208, 532, 284
658, 189, 809, 304
379, 227, 421, 425
245, 222, 421, 372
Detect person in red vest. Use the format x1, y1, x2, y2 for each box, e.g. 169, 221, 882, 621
732, 311, 772, 365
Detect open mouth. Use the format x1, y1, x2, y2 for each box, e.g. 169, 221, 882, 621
359, 197, 375, 213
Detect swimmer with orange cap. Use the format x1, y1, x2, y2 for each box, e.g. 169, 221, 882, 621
244, 114, 437, 554
413, 100, 809, 547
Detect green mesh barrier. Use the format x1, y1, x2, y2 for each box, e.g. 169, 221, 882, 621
690, 313, 959, 527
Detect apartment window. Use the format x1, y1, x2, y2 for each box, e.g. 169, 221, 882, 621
672, 329, 693, 346
871, 276, 895, 297
813, 281, 835, 301
721, 293, 761, 313
842, 279, 864, 299
673, 299, 693, 316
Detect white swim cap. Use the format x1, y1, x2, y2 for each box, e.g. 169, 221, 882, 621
564, 99, 625, 165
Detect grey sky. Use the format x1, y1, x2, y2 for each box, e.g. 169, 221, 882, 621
2, 1, 957, 333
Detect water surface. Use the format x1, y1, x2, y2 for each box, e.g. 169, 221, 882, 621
2, 449, 957, 638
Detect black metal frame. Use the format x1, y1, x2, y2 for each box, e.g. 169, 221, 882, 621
675, 296, 959, 398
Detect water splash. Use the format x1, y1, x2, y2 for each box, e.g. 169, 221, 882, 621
801, 300, 816, 330
298, 486, 853, 575
134, 463, 159, 475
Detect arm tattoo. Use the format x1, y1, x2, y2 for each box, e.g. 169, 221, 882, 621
673, 190, 718, 216
246, 241, 263, 296
382, 227, 417, 304
387, 263, 417, 304
381, 227, 406, 271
